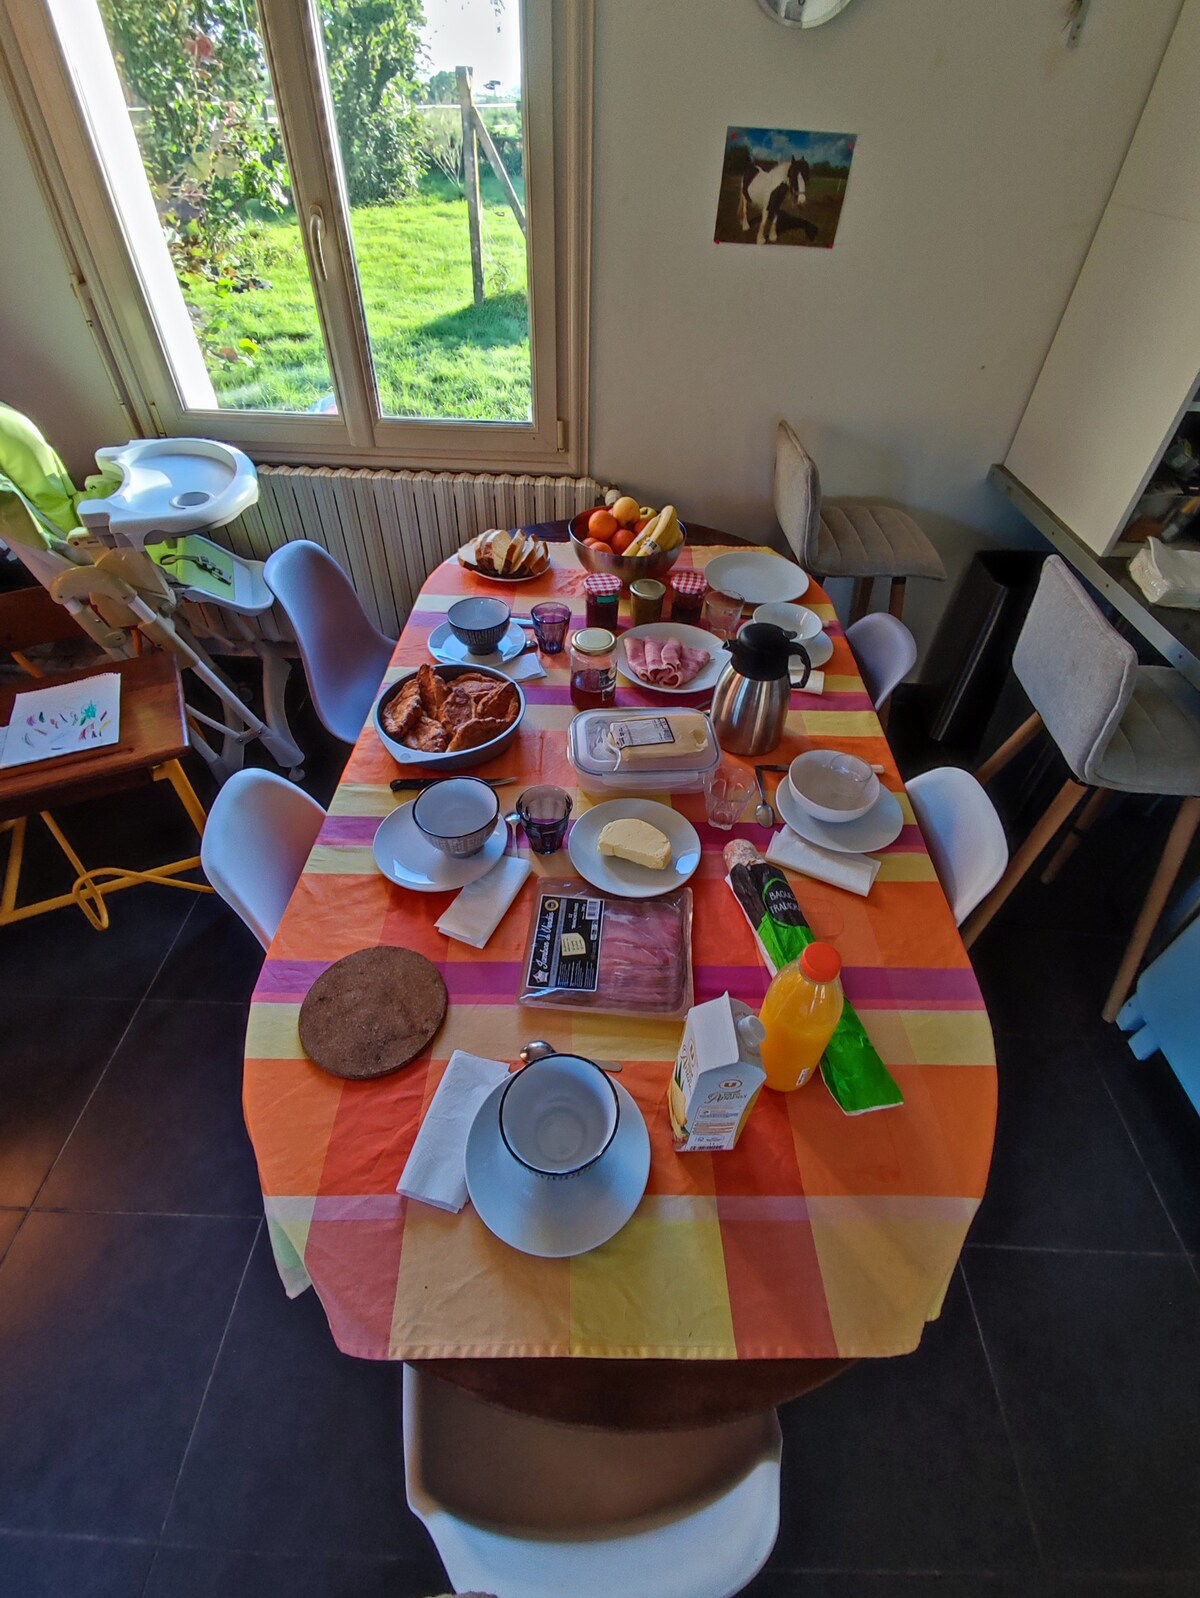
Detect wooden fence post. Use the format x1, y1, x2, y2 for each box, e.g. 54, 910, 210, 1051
456, 65, 485, 307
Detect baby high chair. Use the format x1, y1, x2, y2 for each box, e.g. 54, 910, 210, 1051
0, 407, 303, 782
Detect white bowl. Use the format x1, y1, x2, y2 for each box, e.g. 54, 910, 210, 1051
498, 1055, 620, 1179
752, 602, 823, 642
788, 749, 880, 824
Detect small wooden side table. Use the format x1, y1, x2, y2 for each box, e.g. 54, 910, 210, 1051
0, 652, 211, 930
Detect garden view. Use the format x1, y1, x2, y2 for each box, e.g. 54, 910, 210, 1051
98, 0, 531, 420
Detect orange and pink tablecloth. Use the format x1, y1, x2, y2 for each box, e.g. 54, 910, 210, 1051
243, 544, 995, 1362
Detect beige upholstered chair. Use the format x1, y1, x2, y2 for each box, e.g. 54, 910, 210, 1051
773, 421, 945, 622
963, 556, 1200, 1020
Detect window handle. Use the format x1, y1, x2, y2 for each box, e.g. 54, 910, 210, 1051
308, 205, 328, 282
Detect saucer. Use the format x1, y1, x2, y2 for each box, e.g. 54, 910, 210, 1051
466, 1076, 650, 1258
372, 803, 508, 891
428, 619, 526, 666
567, 798, 701, 898
787, 630, 832, 673
775, 772, 904, 854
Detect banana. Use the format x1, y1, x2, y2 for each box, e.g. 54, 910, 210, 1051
654, 506, 682, 551
626, 513, 661, 557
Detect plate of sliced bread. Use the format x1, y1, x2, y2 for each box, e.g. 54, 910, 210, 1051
457, 528, 551, 583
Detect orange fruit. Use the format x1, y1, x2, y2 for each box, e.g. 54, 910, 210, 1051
587, 508, 619, 541
611, 526, 637, 554
610, 495, 641, 527
633, 516, 652, 534
583, 537, 609, 550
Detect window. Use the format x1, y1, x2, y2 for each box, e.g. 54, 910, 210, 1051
0, 0, 591, 471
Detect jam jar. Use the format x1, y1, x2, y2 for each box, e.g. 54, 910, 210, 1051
584, 572, 622, 632
669, 569, 708, 626
569, 627, 617, 709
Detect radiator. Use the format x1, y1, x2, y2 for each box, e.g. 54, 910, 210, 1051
200, 465, 608, 644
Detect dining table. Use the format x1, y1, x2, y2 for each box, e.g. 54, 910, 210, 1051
242, 519, 996, 1430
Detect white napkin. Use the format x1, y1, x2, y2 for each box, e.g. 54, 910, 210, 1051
500, 651, 546, 682
435, 854, 532, 948
790, 664, 825, 694
767, 826, 881, 897
396, 1049, 511, 1212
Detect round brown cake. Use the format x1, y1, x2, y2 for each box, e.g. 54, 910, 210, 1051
298, 947, 448, 1080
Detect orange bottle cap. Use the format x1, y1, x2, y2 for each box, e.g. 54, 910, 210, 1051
800, 942, 842, 983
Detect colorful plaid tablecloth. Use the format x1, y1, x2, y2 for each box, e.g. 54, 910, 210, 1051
244, 544, 995, 1361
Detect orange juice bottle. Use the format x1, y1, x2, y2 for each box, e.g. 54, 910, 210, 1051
759, 943, 844, 1091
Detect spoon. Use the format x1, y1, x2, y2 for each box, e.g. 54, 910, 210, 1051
753, 766, 776, 828
519, 1039, 623, 1074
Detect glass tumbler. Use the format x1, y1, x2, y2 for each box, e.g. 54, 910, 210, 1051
703, 589, 745, 640
704, 764, 756, 830
515, 785, 573, 855
530, 601, 571, 654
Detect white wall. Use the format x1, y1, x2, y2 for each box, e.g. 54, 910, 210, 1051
0, 0, 1183, 666
588, 0, 1183, 664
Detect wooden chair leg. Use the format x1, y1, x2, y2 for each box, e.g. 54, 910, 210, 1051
849, 578, 873, 624
961, 777, 1087, 949
1041, 787, 1109, 885
1101, 795, 1200, 1023
975, 712, 1043, 786
888, 577, 906, 620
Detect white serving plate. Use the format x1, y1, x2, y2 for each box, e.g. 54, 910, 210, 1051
705, 551, 809, 604
567, 798, 701, 899
372, 803, 508, 891
466, 1076, 650, 1258
774, 775, 904, 855
616, 622, 724, 695
428, 619, 527, 667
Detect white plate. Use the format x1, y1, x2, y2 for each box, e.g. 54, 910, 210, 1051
775, 773, 904, 855
457, 550, 544, 584
706, 551, 809, 604
428, 619, 527, 667
372, 803, 508, 891
466, 1076, 650, 1258
616, 623, 724, 695
567, 798, 702, 898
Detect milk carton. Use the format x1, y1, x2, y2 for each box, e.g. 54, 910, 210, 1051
668, 992, 767, 1153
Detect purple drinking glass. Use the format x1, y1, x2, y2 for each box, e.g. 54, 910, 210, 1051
530, 601, 571, 655
515, 785, 573, 855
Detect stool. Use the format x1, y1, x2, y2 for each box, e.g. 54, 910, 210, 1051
773, 420, 945, 622
961, 557, 1200, 1021
0, 651, 211, 930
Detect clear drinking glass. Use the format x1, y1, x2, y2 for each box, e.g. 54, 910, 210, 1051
530, 602, 571, 654
703, 589, 745, 640
515, 785, 573, 854
704, 764, 755, 830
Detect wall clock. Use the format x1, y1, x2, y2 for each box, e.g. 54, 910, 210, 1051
756, 0, 857, 26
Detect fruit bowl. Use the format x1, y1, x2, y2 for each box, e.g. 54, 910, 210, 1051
568, 509, 688, 586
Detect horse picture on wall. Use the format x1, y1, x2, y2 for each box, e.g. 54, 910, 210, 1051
715, 127, 857, 249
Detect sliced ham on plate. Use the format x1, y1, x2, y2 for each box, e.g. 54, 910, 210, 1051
625, 634, 712, 687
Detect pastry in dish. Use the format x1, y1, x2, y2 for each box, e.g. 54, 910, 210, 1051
383, 664, 519, 753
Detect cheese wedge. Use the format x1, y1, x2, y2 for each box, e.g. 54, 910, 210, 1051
596, 817, 673, 871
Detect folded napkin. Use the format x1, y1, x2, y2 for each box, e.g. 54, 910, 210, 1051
500, 651, 547, 682
435, 854, 531, 948
789, 664, 825, 694
396, 1049, 511, 1212
767, 826, 881, 897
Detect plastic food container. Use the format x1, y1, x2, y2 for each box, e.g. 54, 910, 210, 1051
567, 708, 722, 794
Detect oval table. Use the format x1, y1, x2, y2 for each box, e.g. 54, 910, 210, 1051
243, 520, 996, 1430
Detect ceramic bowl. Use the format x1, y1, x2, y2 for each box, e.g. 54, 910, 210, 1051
568, 509, 687, 586
412, 776, 500, 857
446, 595, 511, 654
498, 1054, 620, 1179
374, 664, 526, 773
752, 601, 823, 642
787, 749, 880, 825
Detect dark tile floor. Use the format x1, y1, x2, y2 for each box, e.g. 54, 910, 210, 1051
2, 698, 1200, 1598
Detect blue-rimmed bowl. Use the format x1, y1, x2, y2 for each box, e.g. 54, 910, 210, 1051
498, 1054, 620, 1179
412, 776, 500, 857
447, 595, 511, 654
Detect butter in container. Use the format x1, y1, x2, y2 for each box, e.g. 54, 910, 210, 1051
567, 709, 722, 794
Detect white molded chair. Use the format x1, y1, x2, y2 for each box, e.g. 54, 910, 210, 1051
845, 611, 917, 710
907, 767, 1008, 926
263, 540, 395, 744
402, 1364, 782, 1598
200, 768, 325, 949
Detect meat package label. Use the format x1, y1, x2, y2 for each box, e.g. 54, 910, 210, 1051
526, 893, 605, 993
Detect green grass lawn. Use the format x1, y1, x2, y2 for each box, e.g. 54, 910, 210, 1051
183, 174, 531, 420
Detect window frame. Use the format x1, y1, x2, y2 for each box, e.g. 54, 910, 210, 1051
0, 0, 592, 474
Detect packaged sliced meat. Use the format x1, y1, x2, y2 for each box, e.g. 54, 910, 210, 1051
518, 878, 694, 1018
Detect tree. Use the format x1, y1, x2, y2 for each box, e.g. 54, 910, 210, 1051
419, 69, 459, 104
320, 0, 426, 206
98, 0, 286, 283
